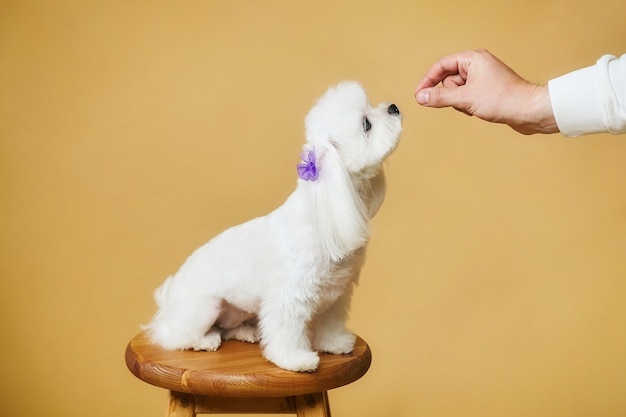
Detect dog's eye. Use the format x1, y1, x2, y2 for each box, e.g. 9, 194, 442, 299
363, 117, 372, 132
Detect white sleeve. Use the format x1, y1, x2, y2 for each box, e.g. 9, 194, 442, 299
548, 54, 626, 137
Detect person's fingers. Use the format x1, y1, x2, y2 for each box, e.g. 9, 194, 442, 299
414, 51, 474, 97
415, 73, 444, 93
442, 74, 466, 87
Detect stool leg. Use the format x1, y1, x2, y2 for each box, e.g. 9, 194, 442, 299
166, 391, 195, 417
294, 392, 331, 417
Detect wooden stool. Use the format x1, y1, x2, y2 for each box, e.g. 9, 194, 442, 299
125, 332, 372, 416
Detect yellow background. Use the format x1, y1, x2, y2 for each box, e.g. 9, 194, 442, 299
2, 1, 626, 416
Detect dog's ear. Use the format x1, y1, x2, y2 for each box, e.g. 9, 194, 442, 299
311, 143, 370, 261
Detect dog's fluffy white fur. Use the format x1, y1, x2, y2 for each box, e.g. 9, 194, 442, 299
143, 81, 402, 372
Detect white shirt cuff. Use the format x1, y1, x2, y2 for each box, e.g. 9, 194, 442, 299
548, 63, 606, 137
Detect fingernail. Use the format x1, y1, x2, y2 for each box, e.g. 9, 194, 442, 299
416, 90, 429, 105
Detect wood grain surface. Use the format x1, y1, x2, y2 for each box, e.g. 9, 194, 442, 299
125, 332, 372, 397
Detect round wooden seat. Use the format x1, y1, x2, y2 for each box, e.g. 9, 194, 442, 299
125, 332, 372, 416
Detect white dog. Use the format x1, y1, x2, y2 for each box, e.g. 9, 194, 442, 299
143, 81, 402, 372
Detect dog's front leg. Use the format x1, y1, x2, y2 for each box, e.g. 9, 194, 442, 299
312, 289, 356, 355
258, 297, 319, 372
312, 247, 364, 354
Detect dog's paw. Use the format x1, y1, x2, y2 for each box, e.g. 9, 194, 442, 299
266, 349, 320, 372
222, 324, 259, 343
314, 331, 356, 355
190, 330, 222, 352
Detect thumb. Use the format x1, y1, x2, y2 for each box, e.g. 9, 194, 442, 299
415, 86, 465, 109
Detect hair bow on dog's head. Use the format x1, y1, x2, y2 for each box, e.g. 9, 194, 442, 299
297, 149, 319, 181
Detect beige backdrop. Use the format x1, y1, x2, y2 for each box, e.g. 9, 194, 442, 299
2, 1, 626, 416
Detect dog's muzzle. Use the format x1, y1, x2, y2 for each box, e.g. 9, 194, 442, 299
387, 104, 400, 115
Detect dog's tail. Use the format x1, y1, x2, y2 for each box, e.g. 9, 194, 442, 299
140, 276, 175, 343
152, 275, 173, 310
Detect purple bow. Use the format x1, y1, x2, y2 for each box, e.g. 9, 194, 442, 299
297, 149, 319, 181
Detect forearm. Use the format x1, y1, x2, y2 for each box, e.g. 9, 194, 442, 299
516, 84, 559, 135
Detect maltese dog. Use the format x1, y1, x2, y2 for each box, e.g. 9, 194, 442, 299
143, 81, 402, 372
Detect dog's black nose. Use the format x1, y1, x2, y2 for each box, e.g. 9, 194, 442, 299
388, 104, 400, 115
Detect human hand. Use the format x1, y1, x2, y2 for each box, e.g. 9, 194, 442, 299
414, 49, 558, 135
